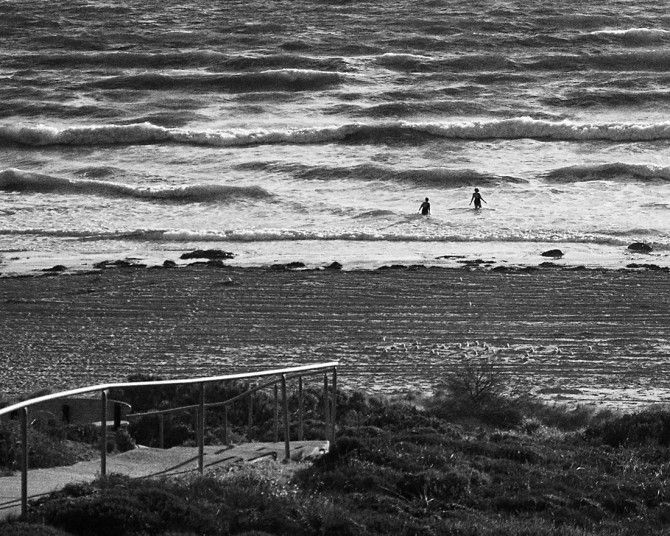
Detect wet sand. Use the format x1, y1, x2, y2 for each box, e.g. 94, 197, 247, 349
0, 264, 668, 408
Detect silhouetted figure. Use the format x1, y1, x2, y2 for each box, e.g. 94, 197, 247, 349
419, 197, 431, 215
469, 188, 486, 209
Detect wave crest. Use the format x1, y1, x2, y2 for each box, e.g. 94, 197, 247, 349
0, 169, 273, 203
2, 118, 669, 148
1, 227, 663, 250
287, 163, 521, 187
581, 28, 670, 45
543, 163, 670, 183
543, 89, 670, 108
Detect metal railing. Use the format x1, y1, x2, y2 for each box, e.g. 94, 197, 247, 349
0, 362, 338, 519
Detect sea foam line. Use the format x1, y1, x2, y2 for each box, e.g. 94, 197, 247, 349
1, 118, 670, 148
0, 227, 664, 249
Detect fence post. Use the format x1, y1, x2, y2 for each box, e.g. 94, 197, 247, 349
330, 368, 337, 443
198, 383, 205, 474
113, 403, 121, 430
273, 383, 279, 442
159, 414, 165, 449
298, 376, 304, 441
247, 383, 253, 440
100, 389, 107, 477
20, 407, 28, 519
323, 373, 329, 440
223, 405, 228, 445
281, 374, 290, 462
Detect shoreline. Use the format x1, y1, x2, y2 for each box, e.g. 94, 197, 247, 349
1, 262, 668, 410
1, 238, 669, 278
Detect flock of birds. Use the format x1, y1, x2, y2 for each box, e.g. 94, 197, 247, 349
377, 337, 566, 361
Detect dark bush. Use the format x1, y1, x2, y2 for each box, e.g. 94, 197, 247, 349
62, 424, 99, 444
0, 421, 96, 470
428, 358, 526, 429
323, 436, 367, 462
42, 494, 160, 536
114, 428, 136, 452
0, 522, 73, 536
586, 408, 670, 447
131, 486, 220, 534
40, 480, 220, 536
397, 468, 470, 501
493, 493, 551, 514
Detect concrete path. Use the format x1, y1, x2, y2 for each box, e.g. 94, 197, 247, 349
0, 440, 328, 520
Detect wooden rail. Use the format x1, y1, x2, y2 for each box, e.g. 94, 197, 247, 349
0, 362, 338, 519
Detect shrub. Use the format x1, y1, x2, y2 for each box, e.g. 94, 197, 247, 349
0, 522, 73, 536
131, 485, 220, 534
41, 494, 160, 536
114, 428, 136, 452
428, 358, 526, 428
397, 468, 470, 502
298, 496, 362, 536
524, 402, 614, 431
0, 421, 97, 470
586, 408, 670, 447
40, 481, 220, 536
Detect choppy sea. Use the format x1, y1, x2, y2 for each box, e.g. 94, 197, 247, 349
1, 0, 669, 272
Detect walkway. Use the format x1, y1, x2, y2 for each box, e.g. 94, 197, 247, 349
0, 440, 328, 520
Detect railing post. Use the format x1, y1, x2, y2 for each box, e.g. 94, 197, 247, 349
20, 407, 28, 520
100, 389, 107, 477
273, 383, 279, 443
281, 374, 290, 462
323, 373, 330, 440
298, 376, 304, 441
223, 405, 228, 445
113, 403, 121, 430
331, 368, 337, 444
198, 383, 205, 474
247, 383, 253, 440
158, 414, 165, 449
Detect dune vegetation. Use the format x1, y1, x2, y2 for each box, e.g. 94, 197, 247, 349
3, 363, 670, 535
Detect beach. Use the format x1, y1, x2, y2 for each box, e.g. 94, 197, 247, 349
1, 0, 669, 414
1, 263, 668, 409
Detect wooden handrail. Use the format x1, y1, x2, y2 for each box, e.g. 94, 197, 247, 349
0, 362, 338, 417
126, 368, 332, 419
2, 361, 338, 520
3, 361, 339, 521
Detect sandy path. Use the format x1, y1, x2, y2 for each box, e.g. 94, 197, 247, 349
0, 440, 328, 520
0, 265, 668, 408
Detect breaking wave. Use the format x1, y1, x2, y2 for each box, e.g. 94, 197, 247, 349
376, 53, 514, 72
373, 50, 670, 72
0, 227, 658, 249
278, 163, 523, 187
580, 28, 670, 45
0, 169, 273, 203
544, 89, 670, 108
543, 163, 670, 183
2, 118, 669, 148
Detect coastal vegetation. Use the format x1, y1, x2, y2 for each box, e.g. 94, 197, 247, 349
3, 363, 670, 535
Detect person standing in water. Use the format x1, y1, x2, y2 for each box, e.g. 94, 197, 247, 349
419, 197, 431, 216
469, 188, 486, 209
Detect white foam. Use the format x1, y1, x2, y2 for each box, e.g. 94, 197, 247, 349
2, 118, 670, 148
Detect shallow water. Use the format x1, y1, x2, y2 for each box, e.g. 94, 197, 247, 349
0, 0, 668, 272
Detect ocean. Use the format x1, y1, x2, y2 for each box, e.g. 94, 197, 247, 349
1, 0, 669, 272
